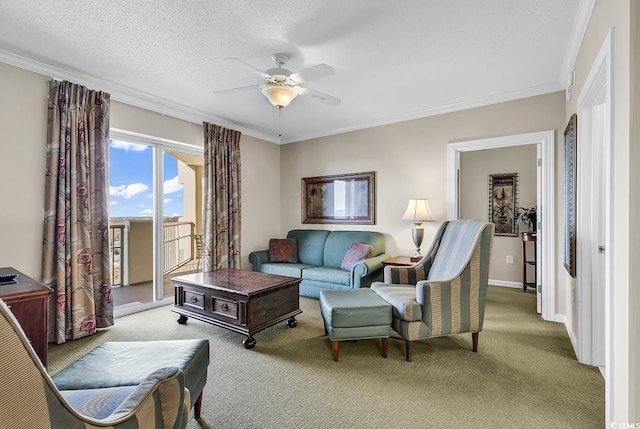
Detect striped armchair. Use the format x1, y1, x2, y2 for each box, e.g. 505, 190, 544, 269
0, 298, 190, 429
371, 219, 494, 361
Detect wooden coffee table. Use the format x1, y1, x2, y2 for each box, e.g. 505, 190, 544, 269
171, 269, 302, 349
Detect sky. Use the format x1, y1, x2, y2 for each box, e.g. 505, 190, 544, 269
108, 140, 184, 218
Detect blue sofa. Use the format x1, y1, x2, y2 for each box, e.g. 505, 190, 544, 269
249, 229, 389, 298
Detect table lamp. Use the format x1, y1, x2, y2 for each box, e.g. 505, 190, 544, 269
402, 199, 434, 261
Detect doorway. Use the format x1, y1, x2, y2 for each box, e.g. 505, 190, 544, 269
447, 130, 556, 321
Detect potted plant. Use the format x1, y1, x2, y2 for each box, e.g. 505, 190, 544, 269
515, 206, 537, 233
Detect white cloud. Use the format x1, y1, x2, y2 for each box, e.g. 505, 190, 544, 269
164, 198, 172, 204
164, 176, 183, 194
110, 201, 118, 205
140, 209, 153, 216
111, 140, 148, 152
110, 183, 149, 199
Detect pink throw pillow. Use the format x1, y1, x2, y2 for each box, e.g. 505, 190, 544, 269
341, 242, 374, 271
268, 238, 298, 263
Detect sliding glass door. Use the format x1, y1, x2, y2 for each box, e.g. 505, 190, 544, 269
108, 132, 203, 313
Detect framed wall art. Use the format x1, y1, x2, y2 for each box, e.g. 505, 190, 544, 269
488, 172, 519, 236
564, 113, 577, 277
302, 171, 375, 224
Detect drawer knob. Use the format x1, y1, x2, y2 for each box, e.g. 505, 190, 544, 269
190, 296, 199, 303
221, 303, 229, 311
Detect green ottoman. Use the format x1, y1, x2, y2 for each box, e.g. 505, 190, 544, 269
52, 339, 209, 419
319, 288, 392, 362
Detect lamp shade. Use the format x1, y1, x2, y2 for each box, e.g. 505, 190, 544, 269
402, 199, 434, 223
262, 85, 297, 107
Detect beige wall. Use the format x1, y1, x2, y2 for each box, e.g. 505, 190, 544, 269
565, 0, 636, 420
0, 63, 49, 279
460, 145, 537, 284
280, 92, 565, 272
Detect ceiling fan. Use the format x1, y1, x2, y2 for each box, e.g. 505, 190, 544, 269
214, 53, 341, 108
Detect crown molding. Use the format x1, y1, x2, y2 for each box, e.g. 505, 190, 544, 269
0, 48, 281, 144
558, 0, 597, 89
281, 82, 563, 144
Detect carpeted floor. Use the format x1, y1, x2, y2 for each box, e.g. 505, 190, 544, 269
48, 286, 604, 429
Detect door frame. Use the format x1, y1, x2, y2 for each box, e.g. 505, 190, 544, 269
576, 28, 614, 421
447, 130, 556, 321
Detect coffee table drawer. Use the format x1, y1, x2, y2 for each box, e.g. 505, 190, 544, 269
212, 297, 238, 321
184, 290, 205, 311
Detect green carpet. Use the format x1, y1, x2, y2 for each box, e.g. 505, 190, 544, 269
48, 286, 604, 429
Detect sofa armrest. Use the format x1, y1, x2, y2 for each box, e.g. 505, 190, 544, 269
352, 253, 390, 287
248, 250, 269, 272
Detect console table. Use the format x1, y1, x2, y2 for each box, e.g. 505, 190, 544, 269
521, 233, 537, 292
0, 267, 51, 366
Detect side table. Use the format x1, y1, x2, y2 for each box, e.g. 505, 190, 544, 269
381, 256, 415, 267
521, 233, 537, 292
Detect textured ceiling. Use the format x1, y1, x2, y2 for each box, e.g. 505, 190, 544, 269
0, 0, 582, 144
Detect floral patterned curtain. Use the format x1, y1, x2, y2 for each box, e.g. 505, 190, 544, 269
42, 80, 113, 344
203, 123, 241, 271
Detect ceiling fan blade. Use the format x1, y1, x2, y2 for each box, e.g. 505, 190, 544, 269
213, 84, 262, 95
225, 57, 270, 78
297, 86, 341, 107
290, 64, 334, 83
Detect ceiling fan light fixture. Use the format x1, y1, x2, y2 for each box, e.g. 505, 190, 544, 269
262, 85, 297, 107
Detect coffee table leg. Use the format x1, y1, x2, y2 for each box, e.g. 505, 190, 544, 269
177, 315, 188, 325
243, 336, 256, 349
286, 317, 298, 328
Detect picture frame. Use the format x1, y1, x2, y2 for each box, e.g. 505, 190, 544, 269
302, 171, 375, 224
488, 172, 519, 236
564, 113, 577, 277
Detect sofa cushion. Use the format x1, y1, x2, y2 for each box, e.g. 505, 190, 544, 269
302, 266, 351, 286
61, 385, 138, 420
259, 263, 316, 278
268, 238, 298, 263
287, 230, 331, 266
340, 242, 374, 270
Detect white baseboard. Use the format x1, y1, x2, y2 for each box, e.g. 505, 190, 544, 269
488, 279, 523, 289
557, 314, 579, 356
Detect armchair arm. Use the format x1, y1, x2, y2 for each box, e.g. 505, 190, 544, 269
248, 250, 269, 272
383, 258, 433, 284
352, 253, 390, 288
106, 367, 189, 428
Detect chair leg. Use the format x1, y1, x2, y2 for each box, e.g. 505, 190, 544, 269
194, 392, 203, 419
332, 341, 340, 362
472, 332, 479, 352
405, 340, 413, 362
381, 338, 388, 358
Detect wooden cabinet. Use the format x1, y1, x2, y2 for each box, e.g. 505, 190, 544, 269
0, 267, 51, 367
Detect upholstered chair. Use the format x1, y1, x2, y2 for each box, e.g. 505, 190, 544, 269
371, 219, 494, 361
0, 299, 190, 429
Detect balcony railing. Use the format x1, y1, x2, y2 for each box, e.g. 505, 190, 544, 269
109, 220, 197, 286
163, 221, 195, 274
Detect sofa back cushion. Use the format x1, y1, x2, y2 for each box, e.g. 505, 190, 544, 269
323, 231, 385, 269
286, 230, 331, 266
